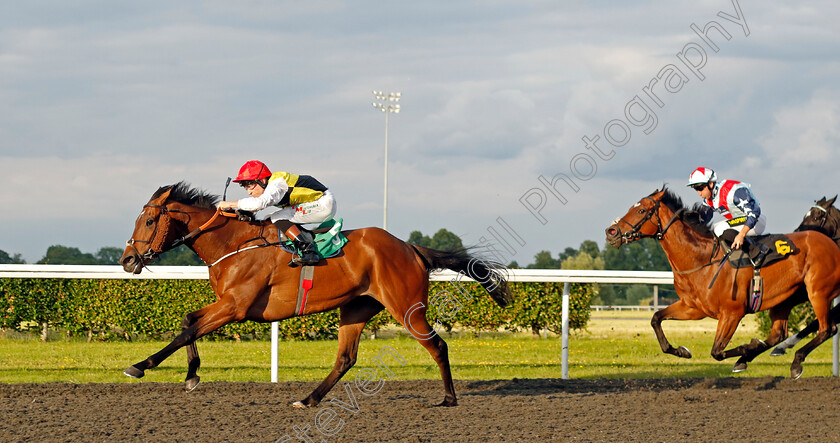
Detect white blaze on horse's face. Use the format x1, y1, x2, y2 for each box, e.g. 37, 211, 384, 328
633, 202, 641, 208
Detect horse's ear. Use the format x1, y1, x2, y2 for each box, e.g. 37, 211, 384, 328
150, 186, 174, 205
828, 195, 838, 207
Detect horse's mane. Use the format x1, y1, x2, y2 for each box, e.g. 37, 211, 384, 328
656, 187, 714, 238
153, 181, 219, 210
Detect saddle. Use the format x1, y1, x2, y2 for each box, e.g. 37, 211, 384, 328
716, 232, 799, 314
718, 232, 799, 269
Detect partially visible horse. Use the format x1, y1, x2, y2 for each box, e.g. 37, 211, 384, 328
771, 195, 840, 356
795, 195, 840, 247
120, 182, 511, 407
605, 188, 840, 378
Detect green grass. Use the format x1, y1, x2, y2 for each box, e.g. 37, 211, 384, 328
0, 311, 835, 383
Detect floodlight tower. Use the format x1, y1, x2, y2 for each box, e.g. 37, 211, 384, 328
371, 90, 401, 231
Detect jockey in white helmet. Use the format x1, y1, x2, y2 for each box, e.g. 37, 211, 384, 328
687, 167, 768, 259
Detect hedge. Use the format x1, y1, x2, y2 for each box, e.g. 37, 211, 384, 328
0, 277, 594, 341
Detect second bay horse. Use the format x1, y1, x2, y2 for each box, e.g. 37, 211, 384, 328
605, 188, 840, 378
771, 195, 840, 356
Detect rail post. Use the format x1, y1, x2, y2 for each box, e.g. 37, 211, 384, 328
561, 282, 570, 380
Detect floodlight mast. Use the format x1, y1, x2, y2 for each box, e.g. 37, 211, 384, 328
370, 90, 401, 230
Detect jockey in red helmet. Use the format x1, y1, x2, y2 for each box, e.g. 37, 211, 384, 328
687, 167, 768, 262
218, 160, 336, 266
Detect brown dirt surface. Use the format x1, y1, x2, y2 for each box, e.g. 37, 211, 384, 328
2, 377, 840, 442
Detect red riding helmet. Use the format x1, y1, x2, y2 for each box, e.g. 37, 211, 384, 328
233, 160, 272, 182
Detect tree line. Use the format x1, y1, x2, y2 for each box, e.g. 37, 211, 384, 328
0, 228, 674, 306
0, 245, 203, 266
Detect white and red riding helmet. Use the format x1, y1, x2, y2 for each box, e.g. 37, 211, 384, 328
687, 167, 717, 187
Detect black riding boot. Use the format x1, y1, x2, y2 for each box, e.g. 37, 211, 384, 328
274, 221, 321, 267
291, 229, 321, 266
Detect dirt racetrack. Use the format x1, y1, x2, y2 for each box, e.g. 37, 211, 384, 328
2, 377, 840, 442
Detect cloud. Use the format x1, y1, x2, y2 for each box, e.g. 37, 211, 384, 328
2, 0, 840, 265
758, 90, 840, 167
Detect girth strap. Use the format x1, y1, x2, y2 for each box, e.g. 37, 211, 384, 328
295, 266, 315, 316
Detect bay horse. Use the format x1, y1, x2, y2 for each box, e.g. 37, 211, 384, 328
119, 182, 511, 407
605, 188, 840, 378
771, 195, 840, 356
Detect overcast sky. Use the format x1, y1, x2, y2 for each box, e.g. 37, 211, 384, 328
2, 0, 839, 264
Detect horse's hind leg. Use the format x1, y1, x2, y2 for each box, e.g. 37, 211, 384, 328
791, 322, 836, 379
295, 296, 384, 408
791, 296, 837, 379
651, 300, 705, 358
773, 300, 840, 356
733, 305, 791, 372
398, 301, 457, 407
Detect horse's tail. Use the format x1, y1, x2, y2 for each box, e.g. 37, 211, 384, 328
410, 245, 512, 308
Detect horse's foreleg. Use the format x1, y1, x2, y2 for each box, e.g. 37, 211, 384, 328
185, 343, 200, 391
295, 296, 384, 408
651, 300, 705, 359
710, 313, 745, 361
124, 301, 236, 384
183, 311, 202, 391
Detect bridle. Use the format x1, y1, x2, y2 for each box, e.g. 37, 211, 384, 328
126, 203, 224, 267
613, 195, 724, 276
799, 204, 840, 242
806, 204, 829, 230
613, 196, 684, 243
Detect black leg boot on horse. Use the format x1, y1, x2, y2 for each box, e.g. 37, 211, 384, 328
275, 220, 321, 266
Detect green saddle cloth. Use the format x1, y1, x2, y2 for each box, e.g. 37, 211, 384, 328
312, 218, 348, 258
281, 218, 348, 259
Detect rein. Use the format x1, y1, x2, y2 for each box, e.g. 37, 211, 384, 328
615, 197, 684, 242
127, 204, 281, 269
126, 205, 230, 268
615, 196, 720, 276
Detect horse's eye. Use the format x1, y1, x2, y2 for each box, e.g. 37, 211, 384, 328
638, 208, 646, 214
145, 218, 154, 227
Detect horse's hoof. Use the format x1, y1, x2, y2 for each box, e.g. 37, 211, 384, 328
124, 365, 145, 379
434, 398, 458, 407
791, 366, 804, 380
185, 376, 200, 392
732, 362, 747, 373
291, 401, 308, 409
676, 346, 692, 359
769, 347, 787, 356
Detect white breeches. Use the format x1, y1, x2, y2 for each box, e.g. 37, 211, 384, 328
268, 190, 336, 225
712, 213, 767, 237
